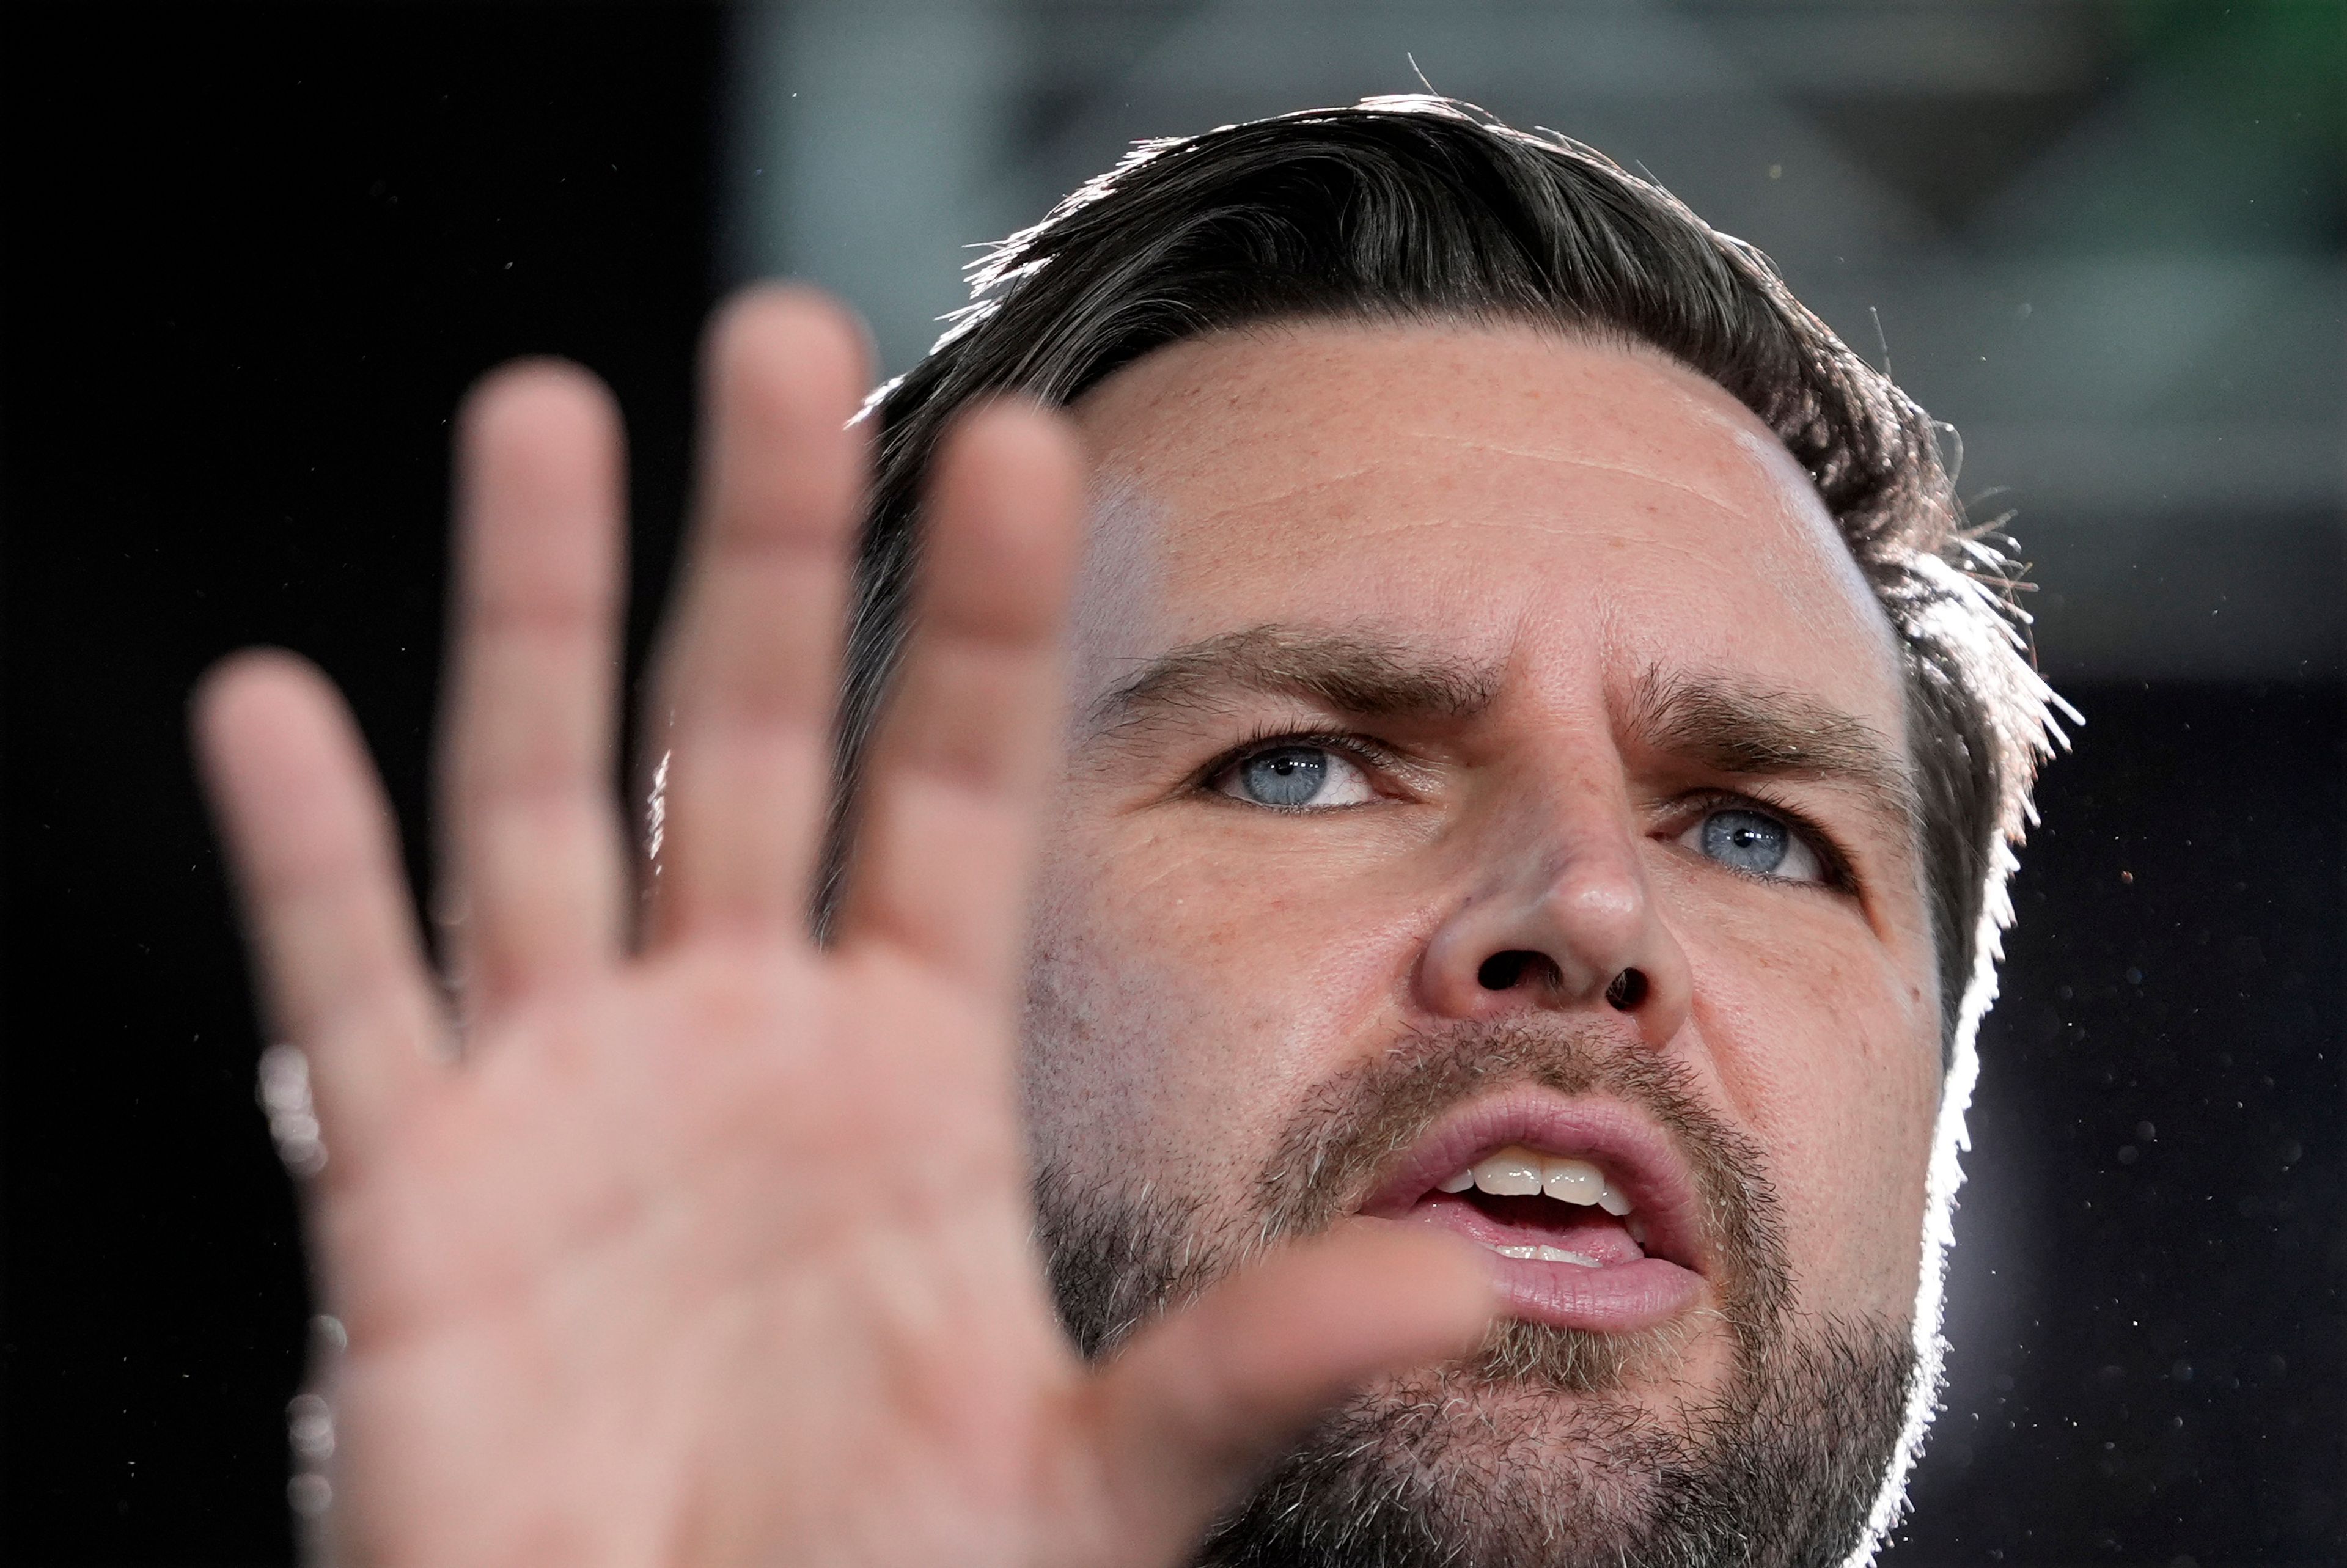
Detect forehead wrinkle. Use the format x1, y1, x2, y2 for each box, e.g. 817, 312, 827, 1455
1379, 428, 1782, 519
1151, 445, 1764, 537
1313, 515, 1728, 567
1136, 461, 1381, 524
1144, 442, 1814, 560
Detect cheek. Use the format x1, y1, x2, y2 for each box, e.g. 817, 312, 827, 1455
1662, 869, 1942, 1314
1019, 816, 1420, 1210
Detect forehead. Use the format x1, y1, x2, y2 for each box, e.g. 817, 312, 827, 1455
1067, 320, 1904, 728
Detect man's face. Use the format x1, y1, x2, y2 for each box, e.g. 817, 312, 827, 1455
1022, 321, 1947, 1563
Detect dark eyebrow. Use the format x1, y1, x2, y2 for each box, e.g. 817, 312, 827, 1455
1083, 624, 1501, 741
1625, 664, 1920, 841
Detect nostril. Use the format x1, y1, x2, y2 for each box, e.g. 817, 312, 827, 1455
1478, 950, 1564, 992
1477, 952, 1526, 991
1605, 967, 1648, 1010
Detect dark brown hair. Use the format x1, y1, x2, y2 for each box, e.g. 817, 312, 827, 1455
830, 97, 2066, 1058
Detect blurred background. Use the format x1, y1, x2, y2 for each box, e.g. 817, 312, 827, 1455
4, 2, 2340, 1562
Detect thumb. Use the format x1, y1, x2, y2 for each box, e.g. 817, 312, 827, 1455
1076, 1220, 1493, 1564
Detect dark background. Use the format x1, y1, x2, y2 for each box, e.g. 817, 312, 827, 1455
4, 4, 2339, 1564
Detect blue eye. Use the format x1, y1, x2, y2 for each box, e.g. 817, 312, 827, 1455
1240, 747, 1324, 807
1703, 809, 1787, 873
1682, 806, 1828, 884
1214, 744, 1375, 810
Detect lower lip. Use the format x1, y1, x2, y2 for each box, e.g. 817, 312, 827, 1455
1480, 1251, 1704, 1333
1394, 1205, 1706, 1334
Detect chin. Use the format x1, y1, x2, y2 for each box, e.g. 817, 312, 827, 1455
1467, 1311, 1736, 1398
1197, 1311, 1918, 1568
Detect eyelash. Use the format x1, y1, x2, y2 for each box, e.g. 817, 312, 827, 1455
1192, 725, 1405, 803
1196, 728, 1861, 892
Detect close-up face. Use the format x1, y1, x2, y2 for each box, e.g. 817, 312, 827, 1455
1023, 320, 1952, 1555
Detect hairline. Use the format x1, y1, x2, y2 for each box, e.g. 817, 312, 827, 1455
828, 100, 2062, 1066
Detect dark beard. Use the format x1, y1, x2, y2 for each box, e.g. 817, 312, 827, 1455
1034, 1021, 1919, 1568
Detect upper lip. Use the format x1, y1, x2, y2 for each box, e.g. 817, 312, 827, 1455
1354, 1088, 1713, 1276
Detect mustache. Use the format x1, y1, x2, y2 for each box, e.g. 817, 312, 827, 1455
1037, 1017, 1796, 1370
1042, 1022, 1914, 1566
1244, 1017, 1794, 1349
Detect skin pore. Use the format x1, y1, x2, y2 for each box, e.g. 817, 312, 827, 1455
1020, 321, 1949, 1559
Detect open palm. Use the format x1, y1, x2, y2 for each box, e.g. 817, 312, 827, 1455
193, 290, 1486, 1567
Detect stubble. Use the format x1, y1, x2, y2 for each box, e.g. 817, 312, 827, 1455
1034, 1021, 1917, 1567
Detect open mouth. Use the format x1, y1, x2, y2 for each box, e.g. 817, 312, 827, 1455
1358, 1092, 1711, 1335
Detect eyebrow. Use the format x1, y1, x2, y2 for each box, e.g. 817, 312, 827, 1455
1081, 628, 1919, 846
1082, 624, 1502, 740
1624, 665, 1921, 841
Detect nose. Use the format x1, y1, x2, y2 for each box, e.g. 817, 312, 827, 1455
1415, 803, 1692, 1048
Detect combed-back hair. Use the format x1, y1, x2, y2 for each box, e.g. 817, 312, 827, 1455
826, 95, 2068, 1061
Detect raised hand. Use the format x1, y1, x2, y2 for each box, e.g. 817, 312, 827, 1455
194, 288, 1490, 1567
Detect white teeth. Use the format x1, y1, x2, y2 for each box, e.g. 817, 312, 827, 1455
1492, 1243, 1601, 1266
1541, 1157, 1604, 1206
1626, 1216, 1650, 1247
1446, 1144, 1638, 1218
1471, 1149, 1544, 1196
